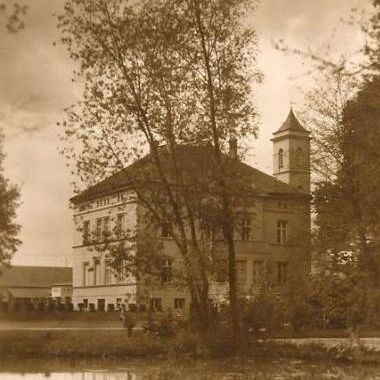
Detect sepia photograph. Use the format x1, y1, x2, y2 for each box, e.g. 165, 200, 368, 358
0, 0, 379, 378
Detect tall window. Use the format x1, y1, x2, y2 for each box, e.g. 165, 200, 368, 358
278, 148, 284, 169
96, 218, 102, 240
240, 218, 251, 241
235, 260, 247, 289
95, 216, 111, 241
83, 262, 89, 286
150, 297, 162, 312
277, 262, 288, 285
296, 147, 303, 168
82, 220, 90, 244
103, 217, 110, 237
161, 220, 172, 238
116, 213, 125, 237
94, 260, 101, 285
174, 298, 185, 309
105, 262, 113, 285
161, 259, 173, 283
252, 260, 264, 286
277, 220, 288, 244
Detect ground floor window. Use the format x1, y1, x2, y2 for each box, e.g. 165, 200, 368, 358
83, 299, 88, 309
174, 298, 185, 309
116, 298, 122, 310
97, 298, 105, 312
150, 297, 162, 312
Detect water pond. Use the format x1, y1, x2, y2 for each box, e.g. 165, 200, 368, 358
1, 357, 380, 379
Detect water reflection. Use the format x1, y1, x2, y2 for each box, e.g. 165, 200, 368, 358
1, 359, 380, 380
0, 373, 137, 380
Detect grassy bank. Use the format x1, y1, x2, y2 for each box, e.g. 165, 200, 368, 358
1, 329, 380, 364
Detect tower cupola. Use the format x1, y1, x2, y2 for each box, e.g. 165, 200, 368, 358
271, 109, 311, 194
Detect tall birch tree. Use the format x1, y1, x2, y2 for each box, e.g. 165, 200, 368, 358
58, 0, 259, 338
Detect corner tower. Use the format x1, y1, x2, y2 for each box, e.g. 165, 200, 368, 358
271, 109, 311, 194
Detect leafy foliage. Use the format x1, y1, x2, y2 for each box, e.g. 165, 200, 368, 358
0, 132, 21, 268
58, 0, 260, 335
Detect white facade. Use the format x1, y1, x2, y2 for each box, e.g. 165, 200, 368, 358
72, 190, 138, 310
70, 111, 311, 312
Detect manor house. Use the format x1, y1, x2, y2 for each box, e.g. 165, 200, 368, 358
70, 109, 311, 313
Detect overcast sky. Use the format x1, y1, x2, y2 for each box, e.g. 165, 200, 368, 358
0, 0, 370, 267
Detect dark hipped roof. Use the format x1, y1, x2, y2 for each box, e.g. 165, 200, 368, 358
274, 109, 309, 134
0, 266, 72, 288
71, 145, 306, 203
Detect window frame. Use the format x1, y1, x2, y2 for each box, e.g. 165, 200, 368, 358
161, 258, 173, 284
83, 262, 89, 286
240, 218, 252, 241
277, 220, 288, 244
82, 220, 90, 245
278, 148, 284, 169
150, 297, 162, 312
116, 213, 125, 238
174, 298, 185, 310
161, 220, 172, 238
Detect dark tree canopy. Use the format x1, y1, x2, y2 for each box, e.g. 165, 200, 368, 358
0, 133, 21, 268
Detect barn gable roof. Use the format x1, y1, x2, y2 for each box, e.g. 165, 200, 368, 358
0, 266, 72, 288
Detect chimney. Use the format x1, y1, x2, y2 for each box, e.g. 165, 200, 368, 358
229, 137, 238, 159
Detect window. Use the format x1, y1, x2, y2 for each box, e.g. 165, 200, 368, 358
296, 147, 303, 168
174, 298, 185, 309
235, 260, 247, 288
161, 220, 172, 238
240, 218, 251, 241
116, 298, 122, 310
83, 262, 89, 286
105, 262, 113, 285
95, 217, 110, 241
150, 297, 162, 312
116, 214, 125, 237
82, 220, 90, 244
83, 299, 88, 309
278, 148, 284, 169
103, 216, 110, 236
161, 259, 173, 284
277, 262, 288, 285
97, 298, 105, 312
277, 220, 288, 244
94, 260, 101, 285
96, 218, 102, 240
252, 261, 264, 286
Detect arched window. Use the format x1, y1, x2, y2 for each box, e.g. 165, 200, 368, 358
296, 147, 303, 168
278, 149, 284, 169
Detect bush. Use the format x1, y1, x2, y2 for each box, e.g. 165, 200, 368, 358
242, 296, 286, 336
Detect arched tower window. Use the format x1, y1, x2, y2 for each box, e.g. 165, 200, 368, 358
296, 147, 303, 168
278, 149, 284, 169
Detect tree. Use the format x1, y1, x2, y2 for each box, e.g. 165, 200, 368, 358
0, 132, 21, 269
0, 1, 27, 33
272, 0, 380, 335
58, 0, 259, 338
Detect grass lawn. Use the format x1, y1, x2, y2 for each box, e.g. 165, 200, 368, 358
0, 329, 164, 358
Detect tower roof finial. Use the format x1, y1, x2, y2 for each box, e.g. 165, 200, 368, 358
273, 108, 309, 135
